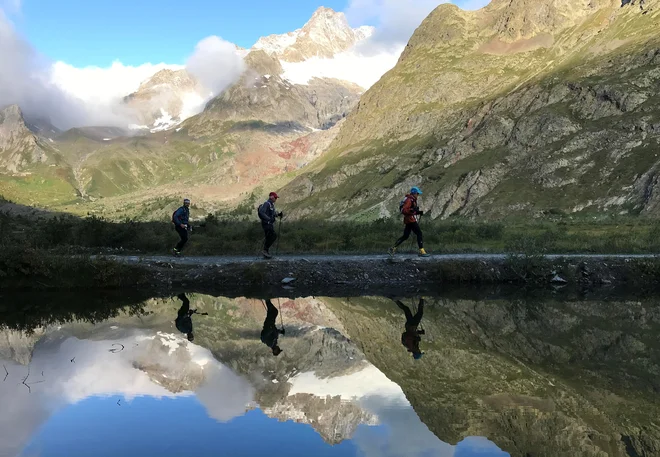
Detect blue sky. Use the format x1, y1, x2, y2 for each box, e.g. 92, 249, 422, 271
6, 0, 490, 67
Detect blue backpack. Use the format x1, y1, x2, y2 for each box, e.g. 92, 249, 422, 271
399, 197, 408, 214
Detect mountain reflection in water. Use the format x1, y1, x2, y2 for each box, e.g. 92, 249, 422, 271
1, 291, 658, 457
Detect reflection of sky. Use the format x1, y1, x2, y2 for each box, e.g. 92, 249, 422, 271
19, 397, 508, 457
354, 397, 508, 457
20, 397, 359, 457
2, 329, 509, 457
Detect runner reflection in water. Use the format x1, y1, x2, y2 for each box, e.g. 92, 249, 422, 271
261, 299, 284, 356
175, 293, 195, 342
395, 298, 425, 360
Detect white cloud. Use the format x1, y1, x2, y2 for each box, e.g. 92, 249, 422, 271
185, 36, 246, 96
286, 366, 460, 457
0, 330, 255, 457
0, 10, 245, 131
0, 11, 151, 129
50, 61, 182, 106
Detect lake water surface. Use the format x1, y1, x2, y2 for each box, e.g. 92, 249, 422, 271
1, 291, 658, 457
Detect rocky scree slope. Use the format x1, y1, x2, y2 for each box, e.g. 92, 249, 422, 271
281, 0, 660, 221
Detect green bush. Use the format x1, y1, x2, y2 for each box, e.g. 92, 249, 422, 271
1, 205, 658, 256
476, 222, 504, 240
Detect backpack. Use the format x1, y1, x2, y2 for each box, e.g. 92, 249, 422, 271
257, 201, 271, 221
399, 197, 408, 214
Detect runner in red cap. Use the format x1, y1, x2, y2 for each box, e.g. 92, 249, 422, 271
258, 191, 283, 258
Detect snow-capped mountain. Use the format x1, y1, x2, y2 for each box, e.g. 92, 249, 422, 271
122, 7, 375, 134
252, 7, 374, 62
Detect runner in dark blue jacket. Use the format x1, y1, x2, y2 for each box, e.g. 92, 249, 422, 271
258, 192, 283, 258
172, 198, 191, 256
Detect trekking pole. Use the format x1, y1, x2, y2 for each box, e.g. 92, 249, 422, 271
277, 297, 285, 335
275, 216, 283, 256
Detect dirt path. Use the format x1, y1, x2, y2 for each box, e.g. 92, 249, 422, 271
101, 252, 660, 266
83, 252, 660, 299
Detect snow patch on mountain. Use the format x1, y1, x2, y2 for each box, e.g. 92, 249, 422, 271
253, 30, 300, 56
280, 45, 403, 90
288, 365, 406, 401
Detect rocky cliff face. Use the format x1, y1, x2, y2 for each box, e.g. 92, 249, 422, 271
0, 105, 49, 173
281, 0, 660, 220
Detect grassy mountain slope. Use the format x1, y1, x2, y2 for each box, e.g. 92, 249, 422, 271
280, 0, 660, 221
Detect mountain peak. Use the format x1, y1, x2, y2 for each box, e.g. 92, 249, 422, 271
305, 6, 349, 29
137, 69, 198, 92
0, 104, 31, 138
310, 6, 339, 18
0, 104, 44, 173
0, 104, 25, 122
252, 6, 373, 62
